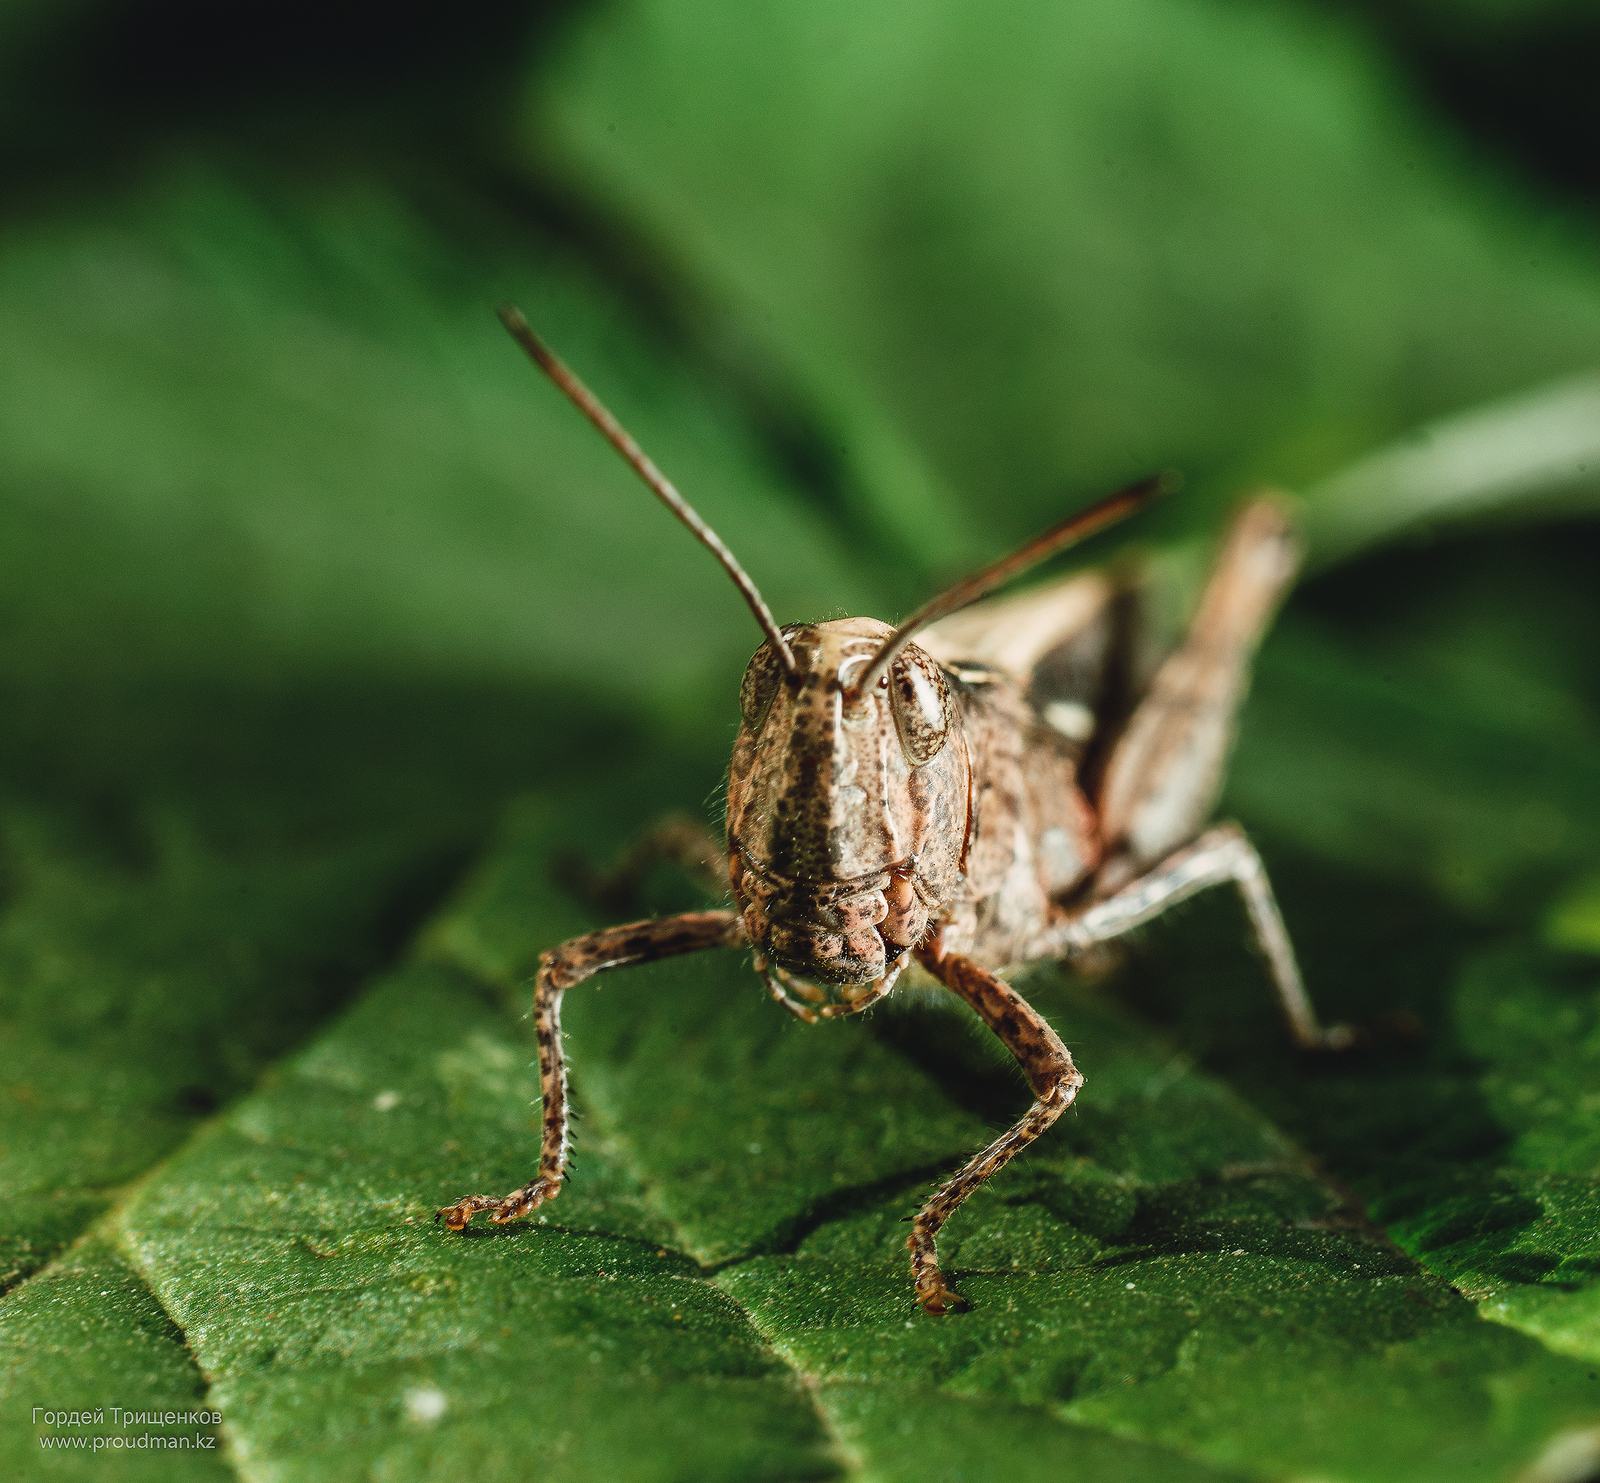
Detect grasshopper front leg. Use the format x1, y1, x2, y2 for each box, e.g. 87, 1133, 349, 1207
437, 910, 746, 1230
907, 931, 1085, 1315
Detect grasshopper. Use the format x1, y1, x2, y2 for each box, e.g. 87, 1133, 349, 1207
439, 307, 1351, 1315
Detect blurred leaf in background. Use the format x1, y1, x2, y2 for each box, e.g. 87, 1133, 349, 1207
532, 0, 1600, 569
0, 0, 1598, 1478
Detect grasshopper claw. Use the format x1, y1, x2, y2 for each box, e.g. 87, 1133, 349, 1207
435, 1197, 488, 1231
436, 1178, 558, 1231
917, 1281, 968, 1317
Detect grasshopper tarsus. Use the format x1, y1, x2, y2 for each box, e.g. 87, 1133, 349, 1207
915, 1283, 969, 1318
438, 318, 1353, 1314
435, 1174, 560, 1232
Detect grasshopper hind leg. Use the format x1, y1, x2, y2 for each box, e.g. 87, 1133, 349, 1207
1055, 822, 1353, 1050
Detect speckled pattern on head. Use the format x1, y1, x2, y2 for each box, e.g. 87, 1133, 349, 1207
726, 618, 970, 985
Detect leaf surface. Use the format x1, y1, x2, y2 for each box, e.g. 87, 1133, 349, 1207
103, 776, 1600, 1481
0, 1233, 228, 1480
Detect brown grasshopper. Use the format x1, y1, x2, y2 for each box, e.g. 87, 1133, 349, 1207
439, 307, 1351, 1315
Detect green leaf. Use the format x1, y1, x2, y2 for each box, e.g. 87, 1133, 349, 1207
0, 789, 453, 1292
90, 784, 1600, 1481
0, 149, 888, 1291
1546, 873, 1600, 955
1120, 884, 1600, 1373
115, 943, 841, 1482
1110, 525, 1600, 1380
1227, 611, 1600, 913
0, 138, 893, 1478
0, 163, 880, 708
1374, 947, 1600, 1363
0, 1233, 228, 1480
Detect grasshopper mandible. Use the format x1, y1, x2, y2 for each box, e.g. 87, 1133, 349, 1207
439, 307, 1351, 1315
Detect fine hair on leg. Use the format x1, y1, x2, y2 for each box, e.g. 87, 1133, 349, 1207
437, 910, 745, 1230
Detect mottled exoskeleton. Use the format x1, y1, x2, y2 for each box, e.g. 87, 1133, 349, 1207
439, 309, 1350, 1315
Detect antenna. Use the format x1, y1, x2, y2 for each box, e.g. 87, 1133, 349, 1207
853, 471, 1179, 695
499, 305, 797, 673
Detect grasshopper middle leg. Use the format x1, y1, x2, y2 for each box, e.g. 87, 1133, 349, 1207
908, 933, 1085, 1315
437, 910, 746, 1230
561, 813, 730, 913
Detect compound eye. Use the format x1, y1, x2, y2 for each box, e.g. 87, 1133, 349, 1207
890, 648, 951, 766
740, 643, 782, 734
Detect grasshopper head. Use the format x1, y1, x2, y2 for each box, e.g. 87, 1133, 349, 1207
726, 618, 969, 986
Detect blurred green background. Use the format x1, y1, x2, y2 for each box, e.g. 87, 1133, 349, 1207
2, 1, 1600, 1479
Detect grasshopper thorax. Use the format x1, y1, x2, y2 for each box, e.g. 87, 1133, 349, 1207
727, 618, 970, 985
